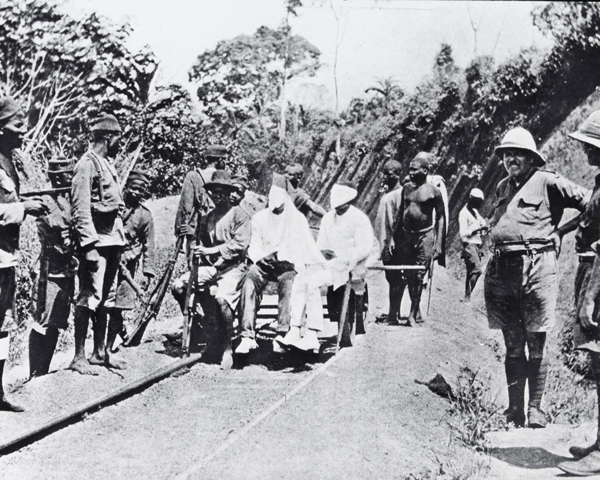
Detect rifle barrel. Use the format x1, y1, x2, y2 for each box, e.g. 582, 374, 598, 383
20, 187, 70, 198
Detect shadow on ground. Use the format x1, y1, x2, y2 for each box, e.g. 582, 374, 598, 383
153, 329, 345, 373
489, 446, 570, 469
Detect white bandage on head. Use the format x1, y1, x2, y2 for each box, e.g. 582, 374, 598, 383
330, 184, 357, 209
0, 332, 10, 361
469, 188, 484, 200
268, 185, 288, 211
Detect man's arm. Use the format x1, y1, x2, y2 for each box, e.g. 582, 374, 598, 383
305, 199, 326, 217
432, 191, 445, 258
141, 210, 156, 282
174, 171, 199, 237
71, 157, 98, 249
579, 254, 600, 330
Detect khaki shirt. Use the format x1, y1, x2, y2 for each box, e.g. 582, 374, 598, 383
0, 160, 25, 269
36, 195, 73, 277
575, 174, 600, 253
71, 151, 125, 249
121, 203, 156, 277
489, 169, 588, 244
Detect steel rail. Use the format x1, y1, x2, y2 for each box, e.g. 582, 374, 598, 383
0, 353, 203, 456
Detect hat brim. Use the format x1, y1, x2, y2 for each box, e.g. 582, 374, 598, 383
494, 145, 546, 166
204, 182, 237, 191
568, 131, 600, 150
48, 168, 73, 174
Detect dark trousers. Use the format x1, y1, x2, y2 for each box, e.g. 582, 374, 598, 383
239, 263, 296, 338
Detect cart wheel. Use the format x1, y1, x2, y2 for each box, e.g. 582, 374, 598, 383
356, 284, 369, 335
341, 290, 357, 347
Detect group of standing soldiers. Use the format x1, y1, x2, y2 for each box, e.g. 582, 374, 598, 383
0, 97, 155, 412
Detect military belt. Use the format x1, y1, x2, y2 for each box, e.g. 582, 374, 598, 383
492, 240, 555, 259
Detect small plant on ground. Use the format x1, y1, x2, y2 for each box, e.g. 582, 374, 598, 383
447, 366, 503, 451
544, 361, 596, 424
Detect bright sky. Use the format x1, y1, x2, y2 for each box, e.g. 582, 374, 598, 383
65, 0, 552, 110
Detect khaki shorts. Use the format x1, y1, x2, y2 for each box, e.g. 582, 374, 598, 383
484, 250, 558, 331
77, 246, 121, 311
35, 276, 72, 330
196, 263, 247, 311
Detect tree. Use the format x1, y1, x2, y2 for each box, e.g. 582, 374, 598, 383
189, 26, 320, 138
0, 0, 157, 164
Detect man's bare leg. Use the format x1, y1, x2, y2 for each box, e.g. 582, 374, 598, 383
216, 298, 233, 370
104, 309, 127, 370
407, 275, 424, 324
88, 307, 107, 366
69, 306, 98, 375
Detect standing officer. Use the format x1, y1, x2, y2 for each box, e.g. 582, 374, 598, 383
558, 111, 600, 476
458, 188, 488, 303
0, 96, 48, 410
485, 127, 588, 428
29, 158, 76, 378
69, 114, 125, 374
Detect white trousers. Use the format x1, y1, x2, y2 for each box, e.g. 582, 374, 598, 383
289, 266, 334, 332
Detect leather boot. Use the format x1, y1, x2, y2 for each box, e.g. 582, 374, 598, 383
504, 356, 527, 427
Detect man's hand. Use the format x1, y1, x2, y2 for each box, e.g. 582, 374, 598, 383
141, 273, 154, 291
321, 249, 336, 261
194, 245, 220, 257
23, 198, 49, 217
578, 299, 598, 331
548, 231, 562, 256
84, 247, 100, 273
432, 243, 442, 261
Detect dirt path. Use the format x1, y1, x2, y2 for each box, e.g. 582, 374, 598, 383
0, 264, 593, 479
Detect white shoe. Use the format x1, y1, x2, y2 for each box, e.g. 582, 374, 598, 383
280, 326, 301, 346
296, 330, 321, 353
272, 338, 285, 353
235, 337, 258, 354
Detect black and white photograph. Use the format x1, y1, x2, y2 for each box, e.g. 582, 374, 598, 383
0, 0, 600, 478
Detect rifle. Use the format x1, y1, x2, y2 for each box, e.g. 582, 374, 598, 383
119, 142, 145, 191
35, 250, 50, 326
122, 235, 184, 347
20, 187, 70, 198
181, 243, 199, 358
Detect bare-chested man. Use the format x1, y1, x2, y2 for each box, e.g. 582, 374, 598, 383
392, 154, 445, 324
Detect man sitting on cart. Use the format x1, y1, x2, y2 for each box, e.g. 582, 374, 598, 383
279, 182, 376, 352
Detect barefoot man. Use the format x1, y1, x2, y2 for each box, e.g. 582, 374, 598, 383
392, 153, 445, 325
375, 160, 404, 324
70, 114, 126, 374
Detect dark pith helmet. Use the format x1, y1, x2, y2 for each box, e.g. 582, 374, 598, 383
128, 169, 150, 186
205, 144, 228, 158
89, 114, 121, 133
204, 169, 236, 191
48, 158, 74, 174
0, 97, 22, 124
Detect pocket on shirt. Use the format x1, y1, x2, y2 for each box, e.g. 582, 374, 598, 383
517, 196, 544, 225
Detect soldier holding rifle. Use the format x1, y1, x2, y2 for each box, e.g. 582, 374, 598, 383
69, 114, 126, 374
484, 127, 587, 429
105, 169, 155, 359
0, 96, 48, 410
28, 158, 76, 379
